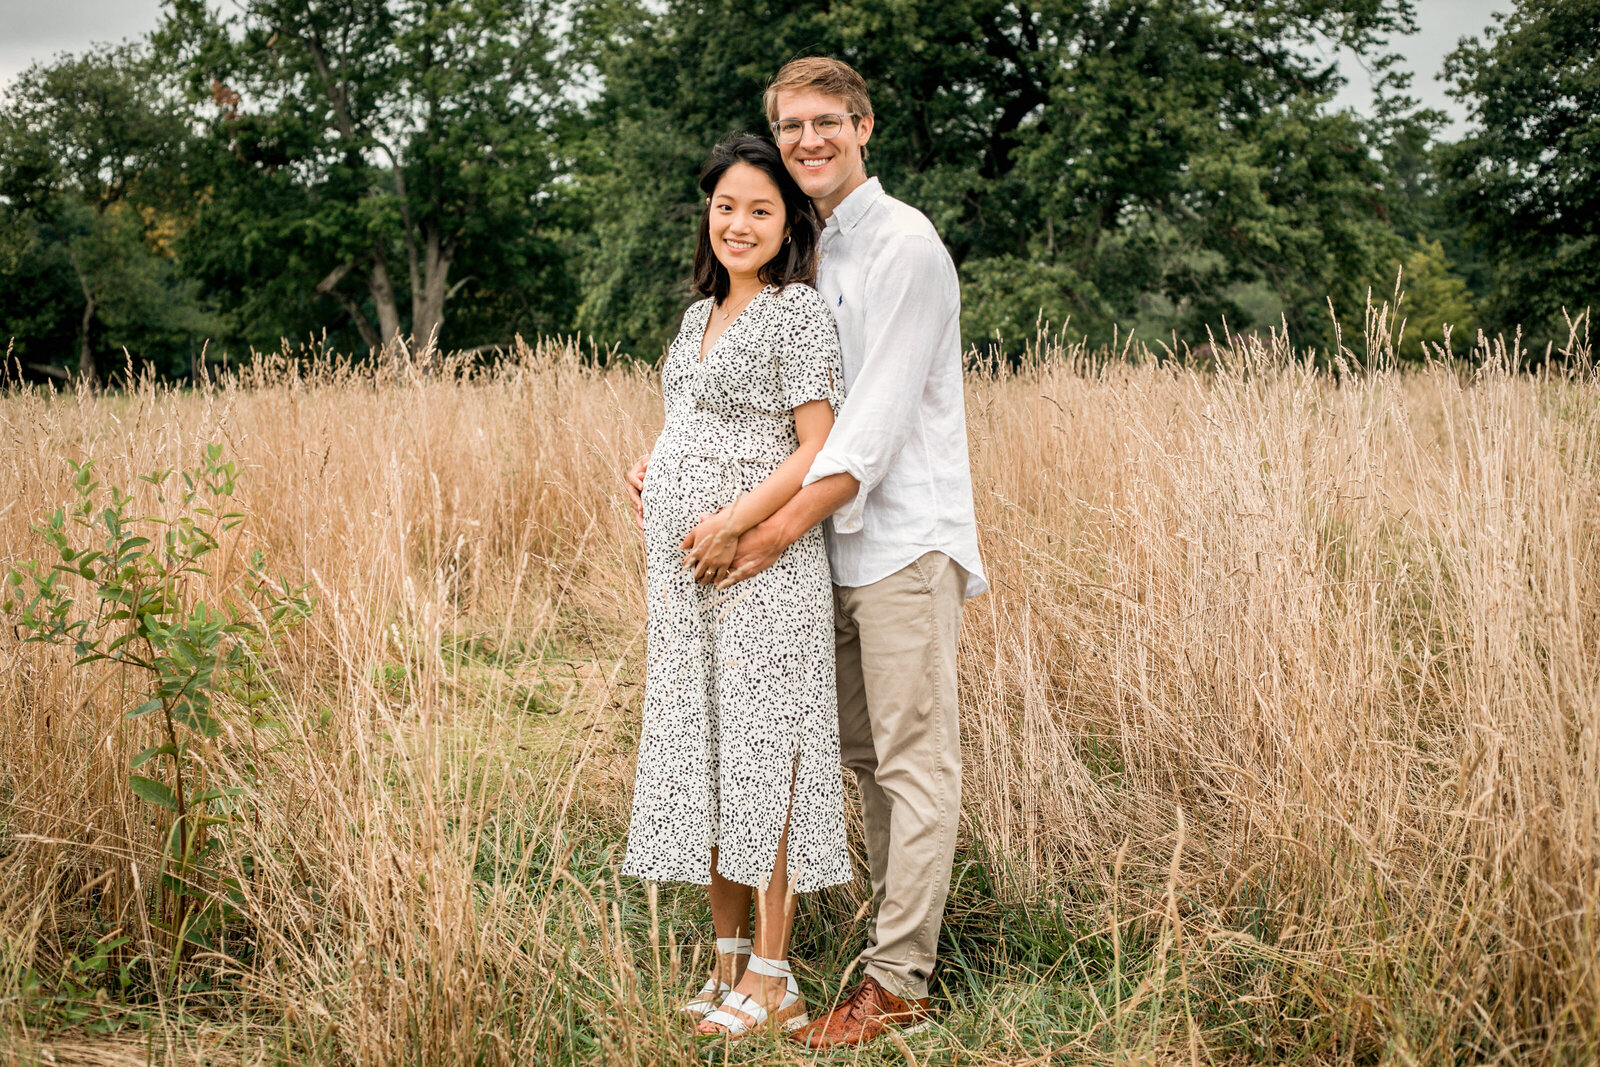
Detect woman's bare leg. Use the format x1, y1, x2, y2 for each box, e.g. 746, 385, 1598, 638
729, 821, 798, 1008
707, 847, 752, 987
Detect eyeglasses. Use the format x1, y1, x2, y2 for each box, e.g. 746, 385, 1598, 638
769, 113, 860, 145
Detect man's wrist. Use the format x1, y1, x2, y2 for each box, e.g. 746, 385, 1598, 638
761, 507, 802, 552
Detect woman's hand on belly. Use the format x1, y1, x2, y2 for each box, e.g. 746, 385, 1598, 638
626, 452, 650, 533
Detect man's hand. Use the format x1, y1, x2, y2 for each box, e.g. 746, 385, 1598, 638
680, 509, 738, 585
624, 453, 649, 531
719, 519, 787, 588
715, 473, 857, 588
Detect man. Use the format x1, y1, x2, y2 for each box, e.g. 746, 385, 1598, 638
627, 56, 985, 1049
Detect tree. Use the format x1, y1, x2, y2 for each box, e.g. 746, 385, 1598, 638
1442, 0, 1599, 345
0, 44, 216, 381
159, 0, 574, 354
570, 0, 1422, 356
1390, 236, 1481, 360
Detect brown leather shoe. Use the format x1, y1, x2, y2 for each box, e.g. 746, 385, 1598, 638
790, 975, 931, 1049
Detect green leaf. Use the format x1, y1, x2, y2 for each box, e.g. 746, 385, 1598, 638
126, 698, 165, 720
131, 743, 176, 768
128, 774, 179, 811
164, 820, 191, 860
173, 700, 223, 739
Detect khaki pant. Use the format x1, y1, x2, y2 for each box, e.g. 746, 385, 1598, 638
834, 550, 964, 1001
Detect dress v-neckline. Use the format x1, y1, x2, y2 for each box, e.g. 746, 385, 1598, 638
697, 286, 771, 363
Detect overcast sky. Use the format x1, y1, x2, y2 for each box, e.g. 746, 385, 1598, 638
1, 0, 1511, 135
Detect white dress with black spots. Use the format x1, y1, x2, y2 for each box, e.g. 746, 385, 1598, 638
623, 283, 853, 894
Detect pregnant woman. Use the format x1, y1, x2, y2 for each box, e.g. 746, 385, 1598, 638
621, 134, 852, 1039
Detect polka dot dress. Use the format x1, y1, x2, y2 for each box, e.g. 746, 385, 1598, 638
623, 283, 853, 894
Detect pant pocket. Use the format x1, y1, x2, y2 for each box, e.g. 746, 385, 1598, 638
908, 551, 948, 597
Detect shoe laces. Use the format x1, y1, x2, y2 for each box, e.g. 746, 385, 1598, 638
836, 976, 883, 1021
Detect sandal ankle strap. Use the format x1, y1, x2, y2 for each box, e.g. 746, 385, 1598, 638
745, 953, 799, 994
715, 936, 752, 955
745, 953, 791, 977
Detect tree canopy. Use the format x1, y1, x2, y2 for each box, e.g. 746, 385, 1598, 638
0, 43, 217, 380
1442, 0, 1599, 342
157, 0, 575, 355
573, 0, 1428, 353
0, 0, 1593, 376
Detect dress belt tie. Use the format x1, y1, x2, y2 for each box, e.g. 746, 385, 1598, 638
668, 451, 773, 512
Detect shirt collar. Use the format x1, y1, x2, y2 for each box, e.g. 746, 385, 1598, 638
824, 176, 883, 235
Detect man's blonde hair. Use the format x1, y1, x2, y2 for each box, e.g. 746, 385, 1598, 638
764, 57, 874, 124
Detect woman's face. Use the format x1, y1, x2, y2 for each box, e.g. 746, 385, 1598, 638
707, 162, 788, 287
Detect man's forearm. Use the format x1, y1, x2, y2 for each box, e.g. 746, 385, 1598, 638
767, 472, 859, 549
719, 472, 860, 587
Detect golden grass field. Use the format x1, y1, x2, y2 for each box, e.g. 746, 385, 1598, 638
0, 316, 1596, 1065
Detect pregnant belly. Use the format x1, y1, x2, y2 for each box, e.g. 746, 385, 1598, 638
643, 452, 779, 539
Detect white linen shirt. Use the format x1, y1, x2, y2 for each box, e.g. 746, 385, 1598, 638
802, 177, 988, 598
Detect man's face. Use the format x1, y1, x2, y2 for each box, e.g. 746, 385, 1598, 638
773, 89, 874, 216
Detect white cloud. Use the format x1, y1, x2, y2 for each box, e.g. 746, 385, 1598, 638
0, 0, 167, 91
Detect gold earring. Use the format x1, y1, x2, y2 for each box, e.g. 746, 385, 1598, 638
783, 234, 791, 245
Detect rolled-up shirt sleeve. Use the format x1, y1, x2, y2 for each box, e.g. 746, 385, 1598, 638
803, 232, 959, 532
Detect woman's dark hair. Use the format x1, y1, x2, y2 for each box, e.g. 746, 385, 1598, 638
692, 134, 820, 304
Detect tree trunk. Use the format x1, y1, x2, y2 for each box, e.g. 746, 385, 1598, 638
368, 253, 404, 351
315, 261, 383, 350
412, 227, 452, 355
76, 273, 98, 384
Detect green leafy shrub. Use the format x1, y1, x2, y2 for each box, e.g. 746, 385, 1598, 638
1396, 236, 1481, 361
5, 445, 312, 978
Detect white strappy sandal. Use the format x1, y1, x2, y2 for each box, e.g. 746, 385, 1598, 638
681, 936, 751, 1019
697, 953, 810, 1039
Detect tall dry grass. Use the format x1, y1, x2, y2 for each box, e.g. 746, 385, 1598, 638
0, 318, 1595, 1065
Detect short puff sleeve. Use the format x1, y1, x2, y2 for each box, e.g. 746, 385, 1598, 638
774, 284, 845, 415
